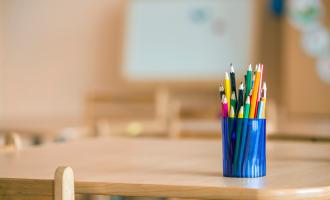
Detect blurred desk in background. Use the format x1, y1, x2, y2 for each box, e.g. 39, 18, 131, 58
0, 118, 90, 145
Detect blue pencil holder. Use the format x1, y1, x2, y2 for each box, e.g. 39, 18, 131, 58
222, 117, 266, 178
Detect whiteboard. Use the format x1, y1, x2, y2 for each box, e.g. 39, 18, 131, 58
123, 0, 253, 80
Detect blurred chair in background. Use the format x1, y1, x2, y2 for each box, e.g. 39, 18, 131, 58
85, 87, 171, 138
0, 132, 22, 153
168, 87, 220, 139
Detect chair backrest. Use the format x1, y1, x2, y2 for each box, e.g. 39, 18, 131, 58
0, 166, 75, 200
168, 87, 220, 139
85, 86, 170, 137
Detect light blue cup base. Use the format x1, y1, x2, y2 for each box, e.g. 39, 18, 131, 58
222, 117, 266, 178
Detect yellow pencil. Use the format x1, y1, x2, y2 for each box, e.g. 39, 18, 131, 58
249, 65, 261, 118
225, 72, 231, 111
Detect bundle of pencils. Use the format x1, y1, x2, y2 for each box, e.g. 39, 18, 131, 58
219, 64, 267, 119
219, 63, 267, 177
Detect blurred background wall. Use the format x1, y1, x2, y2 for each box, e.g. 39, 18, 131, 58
0, 0, 122, 127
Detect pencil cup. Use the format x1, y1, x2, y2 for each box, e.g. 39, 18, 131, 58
222, 117, 266, 178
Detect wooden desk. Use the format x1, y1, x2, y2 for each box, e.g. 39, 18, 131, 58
1, 138, 330, 200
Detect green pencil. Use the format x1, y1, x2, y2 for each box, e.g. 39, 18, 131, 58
230, 92, 237, 115
233, 106, 244, 175
243, 96, 250, 118
245, 64, 252, 101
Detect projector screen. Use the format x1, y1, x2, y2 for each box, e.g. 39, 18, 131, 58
123, 0, 253, 81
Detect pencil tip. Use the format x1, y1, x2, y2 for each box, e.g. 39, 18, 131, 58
222, 95, 227, 103
239, 82, 244, 90
263, 82, 267, 89
248, 64, 252, 71
246, 96, 250, 104
225, 72, 229, 79
239, 106, 244, 114
230, 65, 235, 73
230, 106, 235, 115
231, 91, 236, 99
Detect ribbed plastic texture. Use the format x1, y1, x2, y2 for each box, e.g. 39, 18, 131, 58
222, 117, 266, 178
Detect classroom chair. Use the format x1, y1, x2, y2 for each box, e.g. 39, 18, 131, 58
168, 87, 220, 139
85, 86, 171, 138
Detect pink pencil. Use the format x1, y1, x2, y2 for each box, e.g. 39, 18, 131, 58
257, 64, 264, 101
222, 95, 228, 117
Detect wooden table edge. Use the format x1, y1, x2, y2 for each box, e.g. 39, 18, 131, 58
0, 178, 330, 200
75, 182, 330, 200
1, 178, 330, 200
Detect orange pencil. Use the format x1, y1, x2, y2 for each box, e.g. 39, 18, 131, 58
249, 65, 261, 118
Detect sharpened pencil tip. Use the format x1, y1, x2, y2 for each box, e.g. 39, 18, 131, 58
257, 64, 261, 72
263, 82, 267, 90
248, 64, 252, 71
239, 82, 244, 90
222, 95, 227, 103
225, 72, 229, 79
230, 65, 235, 73
230, 106, 235, 117
239, 106, 244, 114
231, 91, 236, 99
245, 96, 250, 104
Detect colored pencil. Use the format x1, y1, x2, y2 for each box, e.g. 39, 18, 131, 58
245, 64, 252, 101
222, 95, 228, 117
230, 92, 237, 115
219, 84, 225, 99
225, 72, 231, 111
238, 110, 249, 176
233, 106, 244, 175
243, 96, 250, 118
229, 105, 235, 118
257, 64, 264, 101
238, 82, 244, 112
254, 64, 263, 117
230, 64, 237, 97
251, 64, 258, 88
261, 82, 267, 118
257, 99, 265, 119
249, 65, 261, 118
228, 106, 235, 175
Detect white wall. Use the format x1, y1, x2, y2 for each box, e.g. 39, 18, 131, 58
0, 0, 121, 127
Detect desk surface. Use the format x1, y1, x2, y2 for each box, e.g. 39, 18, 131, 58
1, 137, 330, 199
